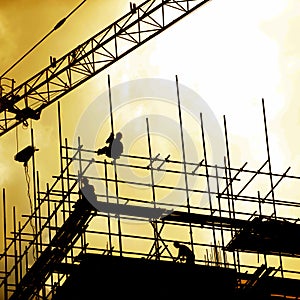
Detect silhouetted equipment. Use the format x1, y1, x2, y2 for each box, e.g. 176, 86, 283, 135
225, 216, 300, 256
14, 145, 39, 167
14, 107, 41, 127
0, 0, 212, 137
9, 195, 95, 300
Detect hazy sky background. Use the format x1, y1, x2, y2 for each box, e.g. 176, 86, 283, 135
0, 0, 300, 244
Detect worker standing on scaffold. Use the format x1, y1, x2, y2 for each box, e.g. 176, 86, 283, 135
96, 131, 123, 160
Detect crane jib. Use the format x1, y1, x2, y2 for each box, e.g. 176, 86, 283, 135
0, 0, 211, 137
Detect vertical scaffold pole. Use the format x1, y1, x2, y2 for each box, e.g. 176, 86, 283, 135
175, 75, 194, 253
214, 166, 226, 267
3, 189, 8, 300
104, 160, 113, 253
223, 115, 240, 272
262, 98, 276, 219
200, 112, 218, 265
146, 117, 160, 260
107, 74, 122, 256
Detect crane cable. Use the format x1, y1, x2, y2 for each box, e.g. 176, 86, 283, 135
24, 163, 36, 242
0, 0, 87, 78
15, 126, 18, 153
16, 122, 37, 259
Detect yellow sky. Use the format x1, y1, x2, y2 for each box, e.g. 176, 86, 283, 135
0, 0, 300, 262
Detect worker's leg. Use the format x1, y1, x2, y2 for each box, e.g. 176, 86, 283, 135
97, 146, 108, 155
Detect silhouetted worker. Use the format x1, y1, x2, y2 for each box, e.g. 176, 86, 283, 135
130, 2, 137, 13
96, 132, 123, 160
173, 241, 195, 264
79, 177, 97, 202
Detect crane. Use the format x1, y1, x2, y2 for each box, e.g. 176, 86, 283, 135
0, 0, 211, 137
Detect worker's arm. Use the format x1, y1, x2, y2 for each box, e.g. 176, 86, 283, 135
174, 250, 182, 262
106, 132, 114, 144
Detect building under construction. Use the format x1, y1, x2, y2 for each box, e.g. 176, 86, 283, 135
1, 1, 300, 299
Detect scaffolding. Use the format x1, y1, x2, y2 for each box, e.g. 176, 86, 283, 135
1, 76, 300, 299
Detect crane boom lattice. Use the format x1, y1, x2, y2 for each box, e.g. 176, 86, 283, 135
0, 0, 210, 137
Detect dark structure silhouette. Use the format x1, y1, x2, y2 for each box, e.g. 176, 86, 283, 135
0, 0, 212, 137
3, 80, 300, 300
225, 216, 300, 256
14, 145, 39, 167
2, 0, 300, 298
8, 194, 95, 300
52, 254, 236, 300
96, 132, 123, 160
173, 241, 195, 264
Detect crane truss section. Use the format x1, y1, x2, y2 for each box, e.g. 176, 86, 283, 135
0, 0, 211, 137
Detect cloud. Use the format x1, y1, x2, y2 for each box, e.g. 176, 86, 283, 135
259, 0, 300, 172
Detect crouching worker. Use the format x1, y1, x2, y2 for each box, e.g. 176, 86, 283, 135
173, 241, 195, 264
96, 132, 123, 160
